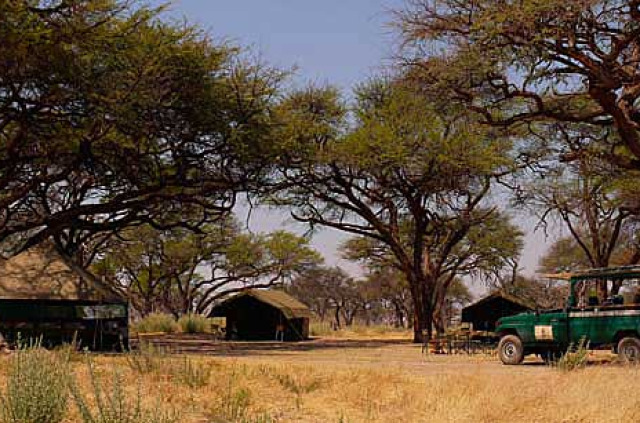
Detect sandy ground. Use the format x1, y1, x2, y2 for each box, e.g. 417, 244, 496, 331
2, 335, 638, 423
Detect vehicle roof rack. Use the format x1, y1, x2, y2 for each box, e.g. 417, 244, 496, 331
544, 265, 640, 281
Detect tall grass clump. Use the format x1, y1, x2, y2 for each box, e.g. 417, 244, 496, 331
133, 313, 179, 334
0, 344, 70, 423
169, 356, 211, 388
126, 341, 167, 375
309, 321, 333, 337
555, 337, 590, 371
177, 314, 211, 334
208, 367, 276, 423
71, 359, 178, 423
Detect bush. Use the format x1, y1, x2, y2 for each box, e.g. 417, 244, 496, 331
0, 345, 70, 423
555, 337, 590, 371
169, 356, 211, 388
126, 342, 167, 375
133, 313, 179, 334
71, 359, 178, 423
177, 314, 212, 334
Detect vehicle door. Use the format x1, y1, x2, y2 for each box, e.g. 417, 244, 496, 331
529, 311, 568, 348
568, 307, 610, 346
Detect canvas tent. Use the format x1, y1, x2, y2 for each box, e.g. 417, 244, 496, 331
0, 244, 128, 350
461, 291, 535, 332
210, 289, 310, 341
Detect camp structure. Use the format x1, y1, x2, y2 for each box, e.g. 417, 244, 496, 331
0, 244, 128, 351
210, 289, 310, 341
461, 291, 535, 332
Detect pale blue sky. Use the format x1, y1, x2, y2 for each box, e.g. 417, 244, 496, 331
162, 1, 552, 284
164, 0, 400, 89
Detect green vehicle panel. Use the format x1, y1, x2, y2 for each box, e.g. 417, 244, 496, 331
495, 266, 640, 364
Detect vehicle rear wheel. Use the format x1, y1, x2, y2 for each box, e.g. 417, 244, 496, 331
498, 334, 524, 365
618, 337, 640, 363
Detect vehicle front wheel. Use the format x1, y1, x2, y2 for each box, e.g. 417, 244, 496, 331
498, 334, 524, 365
618, 337, 640, 363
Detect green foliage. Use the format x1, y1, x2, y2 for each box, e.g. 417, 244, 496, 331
538, 237, 591, 274
397, 0, 640, 169
555, 337, 590, 372
94, 218, 321, 316
71, 360, 178, 423
0, 346, 70, 423
134, 313, 179, 334
274, 79, 522, 340
177, 314, 212, 334
0, 0, 285, 253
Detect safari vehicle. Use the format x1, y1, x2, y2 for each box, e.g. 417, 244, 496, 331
495, 266, 640, 365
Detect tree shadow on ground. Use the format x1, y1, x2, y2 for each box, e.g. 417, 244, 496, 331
130, 334, 413, 357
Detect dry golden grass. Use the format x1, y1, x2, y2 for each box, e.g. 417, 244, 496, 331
0, 340, 638, 423
309, 322, 412, 340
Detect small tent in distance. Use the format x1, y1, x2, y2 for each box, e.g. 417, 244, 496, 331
461, 291, 535, 332
210, 289, 310, 341
0, 243, 128, 350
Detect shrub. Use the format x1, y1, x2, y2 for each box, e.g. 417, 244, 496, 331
0, 345, 70, 423
555, 337, 590, 371
71, 359, 178, 423
133, 313, 179, 334
272, 371, 322, 395
209, 387, 252, 423
169, 356, 211, 388
177, 314, 211, 334
126, 341, 167, 375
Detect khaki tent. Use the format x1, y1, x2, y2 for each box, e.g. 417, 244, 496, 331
0, 244, 128, 350
210, 289, 310, 341
461, 290, 535, 332
0, 244, 123, 302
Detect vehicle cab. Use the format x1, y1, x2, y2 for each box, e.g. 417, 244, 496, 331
495, 266, 640, 365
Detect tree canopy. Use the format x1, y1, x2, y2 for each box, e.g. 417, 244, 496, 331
0, 1, 283, 251
398, 0, 640, 168
93, 219, 321, 316
272, 80, 522, 340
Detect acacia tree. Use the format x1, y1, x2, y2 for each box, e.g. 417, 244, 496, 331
92, 221, 321, 316
359, 268, 413, 327
0, 1, 283, 251
526, 153, 640, 295
288, 266, 362, 328
341, 213, 520, 334
397, 0, 640, 168
273, 81, 522, 341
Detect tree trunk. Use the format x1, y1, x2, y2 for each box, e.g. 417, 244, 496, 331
412, 297, 433, 343
408, 273, 436, 343
393, 302, 405, 328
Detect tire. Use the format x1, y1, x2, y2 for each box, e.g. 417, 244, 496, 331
617, 337, 640, 363
498, 334, 525, 365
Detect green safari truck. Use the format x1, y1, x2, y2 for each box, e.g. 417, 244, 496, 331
495, 266, 640, 365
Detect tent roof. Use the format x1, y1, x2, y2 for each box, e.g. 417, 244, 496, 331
462, 290, 536, 313
212, 289, 311, 319
0, 244, 124, 303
